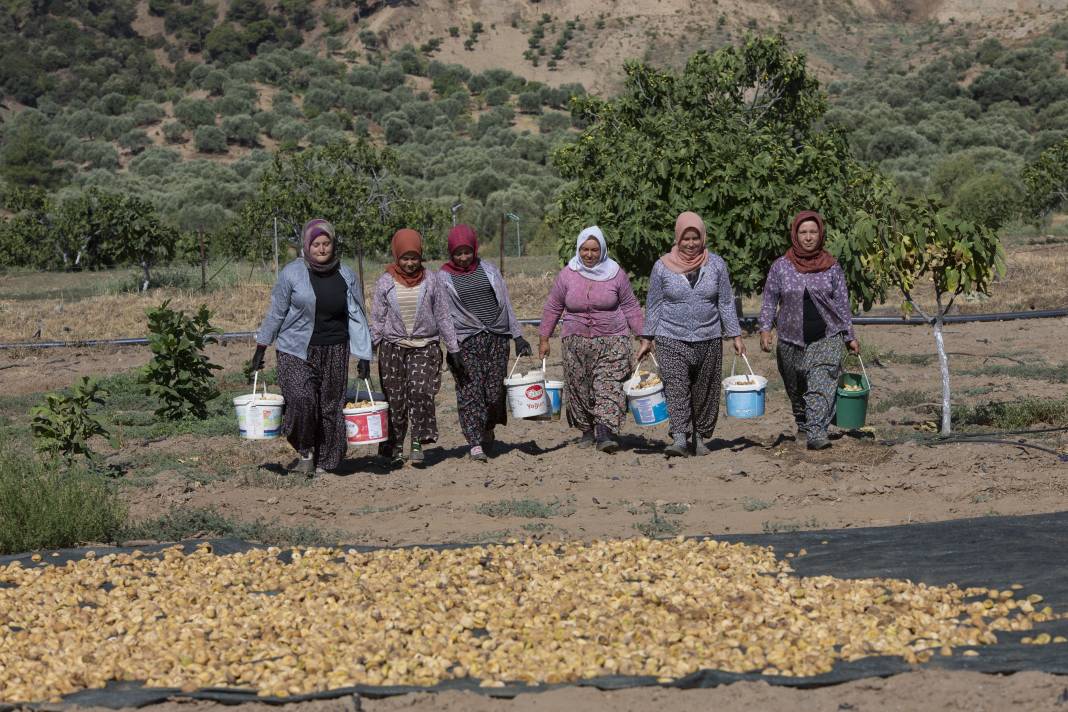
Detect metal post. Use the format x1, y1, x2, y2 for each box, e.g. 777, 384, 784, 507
199, 230, 206, 292
357, 238, 365, 290
272, 218, 279, 280
499, 214, 506, 275
515, 220, 521, 258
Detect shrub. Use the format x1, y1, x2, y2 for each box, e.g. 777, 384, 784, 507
0, 452, 126, 555
140, 301, 222, 420
222, 114, 260, 146
30, 377, 114, 466
194, 125, 228, 153
384, 115, 412, 144
174, 97, 216, 128
118, 129, 152, 154
162, 120, 186, 143
269, 118, 306, 142
517, 90, 543, 114
538, 111, 571, 134
132, 101, 166, 126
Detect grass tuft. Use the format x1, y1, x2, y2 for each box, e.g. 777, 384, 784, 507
476, 497, 576, 519
951, 398, 1068, 430
0, 453, 126, 555
120, 507, 342, 547
872, 389, 934, 413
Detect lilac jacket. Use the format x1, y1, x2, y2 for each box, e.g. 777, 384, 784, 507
758, 257, 856, 347
369, 271, 460, 354
539, 267, 644, 339
442, 260, 524, 342
643, 255, 742, 341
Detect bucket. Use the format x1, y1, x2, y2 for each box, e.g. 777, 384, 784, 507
504, 356, 549, 419
344, 378, 390, 446
723, 354, 767, 419
544, 379, 564, 420
836, 355, 871, 430
234, 372, 284, 440
625, 356, 668, 427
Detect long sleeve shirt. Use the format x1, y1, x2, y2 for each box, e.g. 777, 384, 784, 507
255, 259, 373, 361
443, 260, 524, 343
758, 257, 856, 347
643, 256, 741, 341
539, 267, 643, 339
369, 271, 460, 353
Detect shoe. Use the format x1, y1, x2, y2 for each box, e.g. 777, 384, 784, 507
594, 425, 619, 454
469, 445, 488, 462
807, 437, 831, 451
379, 443, 406, 466
692, 434, 711, 457
481, 429, 495, 446
291, 453, 314, 476
410, 442, 424, 464
665, 433, 689, 458
576, 430, 595, 448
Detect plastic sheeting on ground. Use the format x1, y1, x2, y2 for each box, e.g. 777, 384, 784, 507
1, 511, 1066, 708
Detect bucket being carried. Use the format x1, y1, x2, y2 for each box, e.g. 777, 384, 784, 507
234, 372, 284, 440
723, 354, 767, 419
504, 356, 549, 419
344, 378, 390, 446
625, 356, 668, 427
835, 355, 871, 430
544, 379, 564, 420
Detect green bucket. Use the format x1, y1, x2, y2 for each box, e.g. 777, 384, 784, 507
835, 371, 870, 430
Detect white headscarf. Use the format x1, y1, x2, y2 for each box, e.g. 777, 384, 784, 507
567, 226, 620, 282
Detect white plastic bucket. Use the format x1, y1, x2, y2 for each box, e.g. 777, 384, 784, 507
625, 357, 668, 427
234, 373, 284, 440
344, 378, 390, 446
723, 355, 767, 419
504, 357, 549, 419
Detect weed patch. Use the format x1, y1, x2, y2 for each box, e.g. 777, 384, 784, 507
872, 389, 934, 413
960, 363, 1068, 384
121, 507, 341, 547
742, 497, 772, 512
476, 497, 576, 519
761, 517, 823, 534
633, 503, 682, 537
951, 398, 1068, 429
0, 453, 126, 555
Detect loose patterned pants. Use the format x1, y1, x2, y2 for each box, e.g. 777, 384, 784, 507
377, 341, 442, 451
562, 335, 631, 433
776, 335, 846, 441
455, 331, 510, 448
656, 337, 723, 437
275, 343, 349, 471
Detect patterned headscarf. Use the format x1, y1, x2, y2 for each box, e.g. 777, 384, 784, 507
301, 219, 339, 274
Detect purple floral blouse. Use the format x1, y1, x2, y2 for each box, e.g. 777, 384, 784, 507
758, 257, 856, 347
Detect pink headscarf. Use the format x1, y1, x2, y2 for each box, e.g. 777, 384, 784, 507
659, 212, 709, 274
440, 224, 480, 275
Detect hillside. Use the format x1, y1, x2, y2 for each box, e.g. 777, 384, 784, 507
1, 0, 1067, 271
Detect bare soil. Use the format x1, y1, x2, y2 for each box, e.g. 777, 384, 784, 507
3, 307, 1068, 711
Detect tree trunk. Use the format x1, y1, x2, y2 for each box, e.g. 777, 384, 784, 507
934, 313, 951, 435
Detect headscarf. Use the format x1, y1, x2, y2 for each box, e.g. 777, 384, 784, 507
785, 211, 837, 274
440, 224, 479, 276
567, 226, 620, 282
385, 228, 426, 288
659, 211, 710, 274
302, 218, 339, 274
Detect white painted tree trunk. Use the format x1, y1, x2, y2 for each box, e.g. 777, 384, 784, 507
934, 315, 951, 435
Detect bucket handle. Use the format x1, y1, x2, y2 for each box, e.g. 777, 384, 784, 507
857, 354, 871, 389
631, 354, 660, 381
364, 378, 376, 408
249, 370, 269, 400
509, 354, 541, 379
730, 354, 757, 380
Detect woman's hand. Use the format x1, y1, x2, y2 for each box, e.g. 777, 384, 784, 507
759, 331, 775, 353
732, 336, 746, 356
356, 359, 370, 380
847, 339, 861, 355
635, 338, 654, 362
539, 336, 551, 360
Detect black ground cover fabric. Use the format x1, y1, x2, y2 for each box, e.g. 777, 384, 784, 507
1, 511, 1066, 708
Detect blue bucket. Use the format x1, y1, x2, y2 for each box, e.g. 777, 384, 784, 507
722, 374, 768, 418
625, 376, 669, 427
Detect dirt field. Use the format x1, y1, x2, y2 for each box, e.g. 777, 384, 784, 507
3, 286, 1068, 710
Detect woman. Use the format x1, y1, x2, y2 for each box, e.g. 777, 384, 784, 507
251, 218, 372, 476
370, 228, 460, 465
539, 226, 643, 453
758, 211, 860, 450
440, 224, 532, 462
635, 212, 745, 457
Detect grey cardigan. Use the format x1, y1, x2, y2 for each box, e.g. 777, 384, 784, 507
643, 255, 742, 341
442, 261, 523, 343
369, 270, 460, 353
255, 259, 373, 361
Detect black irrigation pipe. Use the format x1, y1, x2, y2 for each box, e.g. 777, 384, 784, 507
1, 309, 1066, 351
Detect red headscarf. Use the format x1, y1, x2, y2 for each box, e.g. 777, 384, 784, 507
385, 228, 426, 288
440, 224, 479, 275
785, 211, 837, 274
659, 211, 710, 274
